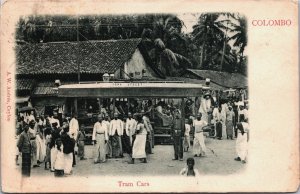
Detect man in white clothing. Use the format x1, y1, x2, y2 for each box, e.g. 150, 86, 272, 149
184, 119, 191, 152
125, 112, 137, 146
193, 113, 208, 157
92, 114, 109, 163
50, 112, 60, 128
199, 92, 213, 123
69, 113, 79, 166
103, 114, 112, 158
69, 113, 79, 140
109, 113, 123, 158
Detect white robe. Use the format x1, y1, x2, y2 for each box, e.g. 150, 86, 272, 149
126, 118, 137, 145
92, 121, 108, 162
192, 120, 207, 155
132, 124, 147, 159
69, 118, 79, 140
236, 122, 249, 160
36, 134, 46, 162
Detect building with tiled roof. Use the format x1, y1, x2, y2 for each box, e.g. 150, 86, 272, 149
16, 38, 164, 77
183, 69, 248, 89
16, 38, 165, 114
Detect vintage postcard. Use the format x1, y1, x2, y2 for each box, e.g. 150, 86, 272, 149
0, 0, 299, 192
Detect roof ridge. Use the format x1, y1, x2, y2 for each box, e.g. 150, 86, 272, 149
26, 38, 142, 45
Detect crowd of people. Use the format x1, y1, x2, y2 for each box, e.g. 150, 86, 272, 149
16, 109, 155, 177
16, 91, 249, 177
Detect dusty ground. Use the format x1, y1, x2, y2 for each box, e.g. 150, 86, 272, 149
16, 137, 246, 177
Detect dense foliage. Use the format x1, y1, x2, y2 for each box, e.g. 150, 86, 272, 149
16, 13, 247, 75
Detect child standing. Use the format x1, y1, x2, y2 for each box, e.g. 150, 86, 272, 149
53, 138, 64, 177
183, 119, 191, 152
77, 125, 87, 160
44, 128, 52, 170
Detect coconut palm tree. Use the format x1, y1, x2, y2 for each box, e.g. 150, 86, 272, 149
191, 13, 225, 69
228, 15, 247, 57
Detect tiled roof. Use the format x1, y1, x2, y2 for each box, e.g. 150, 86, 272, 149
32, 81, 77, 96
185, 69, 248, 89
16, 39, 142, 75
16, 79, 36, 91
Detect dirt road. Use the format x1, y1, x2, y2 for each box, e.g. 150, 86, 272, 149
17, 137, 246, 177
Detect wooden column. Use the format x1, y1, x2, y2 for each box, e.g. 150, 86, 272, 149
181, 97, 185, 130
74, 98, 78, 115
127, 98, 130, 115
112, 98, 116, 116
98, 98, 102, 114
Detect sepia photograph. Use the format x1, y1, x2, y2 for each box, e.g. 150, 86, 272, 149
1, 0, 298, 193
15, 13, 248, 177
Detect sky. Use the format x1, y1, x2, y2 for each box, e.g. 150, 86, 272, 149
177, 13, 202, 33
177, 13, 245, 54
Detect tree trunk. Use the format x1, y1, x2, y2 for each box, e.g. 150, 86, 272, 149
220, 20, 229, 71
199, 44, 204, 69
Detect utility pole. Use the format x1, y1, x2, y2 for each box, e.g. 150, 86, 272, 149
77, 15, 80, 83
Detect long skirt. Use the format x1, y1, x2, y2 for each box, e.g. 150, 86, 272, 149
111, 135, 122, 158
30, 140, 37, 166
145, 134, 152, 154
22, 153, 31, 177
183, 135, 190, 151
94, 134, 106, 162
122, 134, 131, 154
36, 136, 46, 162
50, 147, 57, 171
236, 133, 248, 160
64, 153, 73, 174
216, 122, 223, 139
193, 133, 206, 155
44, 146, 51, 162
226, 120, 234, 138
106, 139, 112, 158
222, 122, 227, 138
78, 140, 85, 158
151, 131, 155, 148
132, 134, 147, 159
201, 112, 209, 123
173, 135, 183, 159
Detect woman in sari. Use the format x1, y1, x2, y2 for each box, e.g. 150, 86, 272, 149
129, 115, 147, 164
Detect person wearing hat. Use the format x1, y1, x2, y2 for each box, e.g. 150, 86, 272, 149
109, 112, 123, 158
171, 109, 184, 161
199, 92, 213, 124
192, 113, 208, 157
92, 114, 108, 163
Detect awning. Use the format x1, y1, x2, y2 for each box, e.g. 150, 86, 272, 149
16, 96, 30, 103
58, 82, 204, 98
